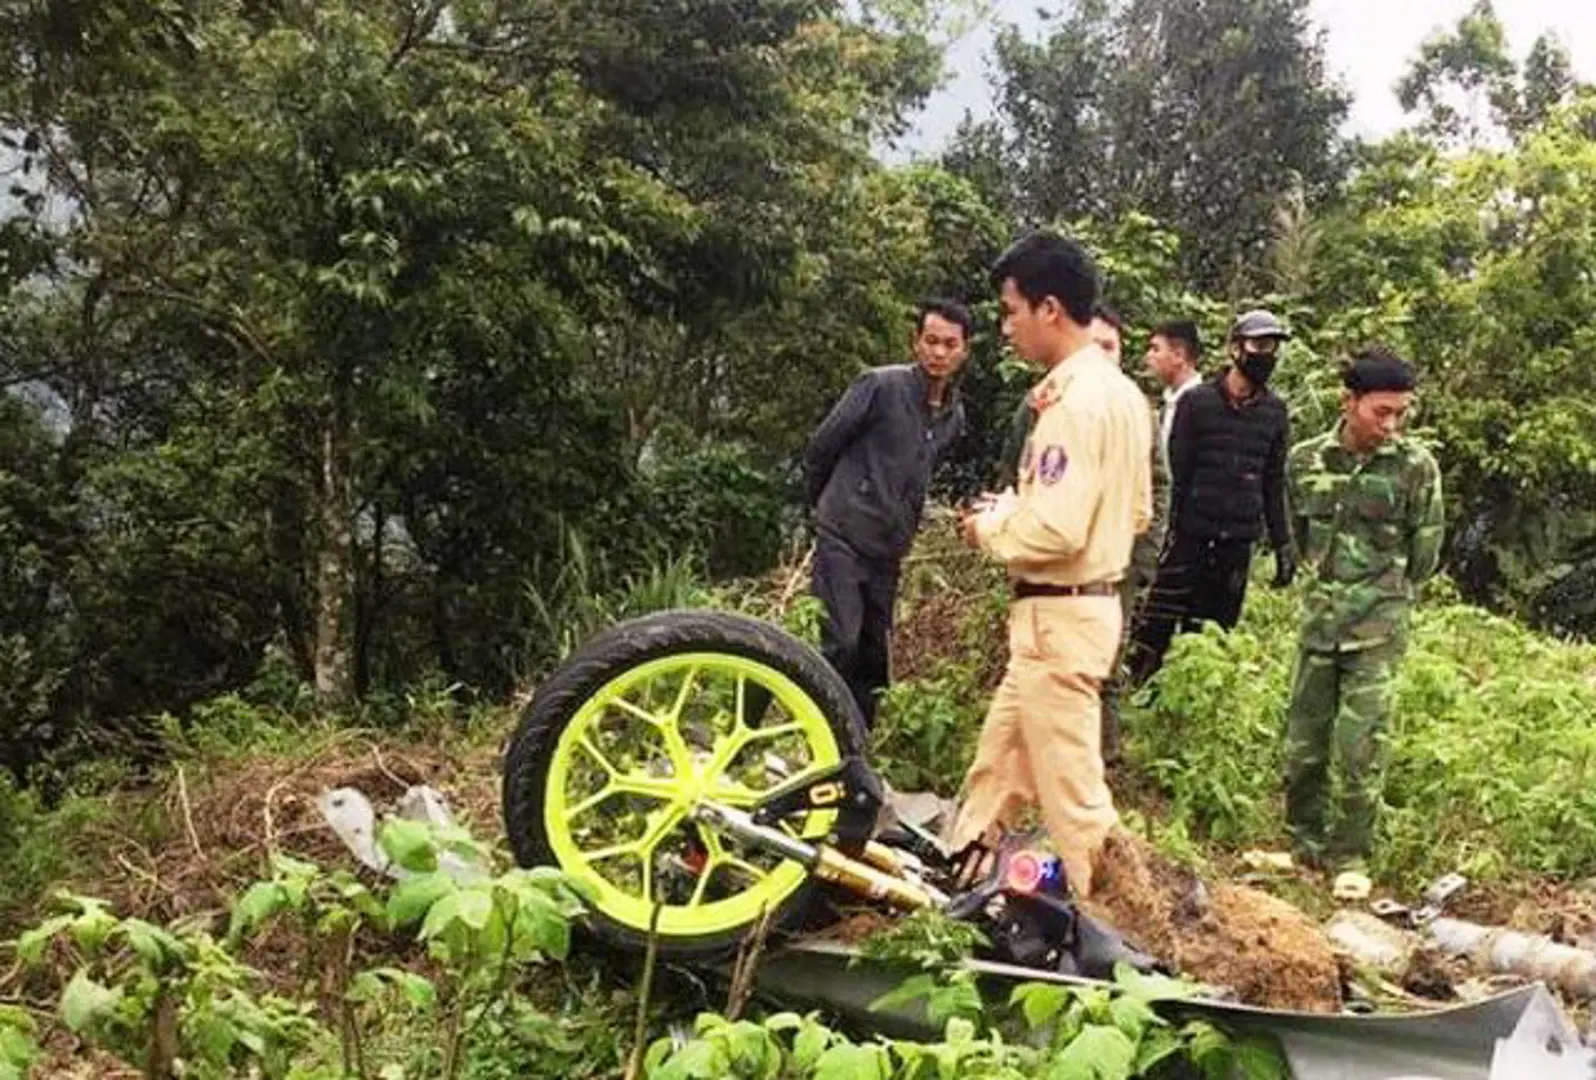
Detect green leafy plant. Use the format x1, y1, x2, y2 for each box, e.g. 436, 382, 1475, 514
2, 806, 608, 1080
17, 891, 336, 1079
642, 965, 1284, 1080
376, 819, 589, 1079
228, 852, 387, 1074
873, 670, 987, 794
0, 1005, 39, 1080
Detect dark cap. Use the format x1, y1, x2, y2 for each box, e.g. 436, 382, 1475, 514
1229, 309, 1292, 341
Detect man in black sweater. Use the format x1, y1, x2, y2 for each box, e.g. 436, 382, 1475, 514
1123, 309, 1297, 689
803, 299, 970, 729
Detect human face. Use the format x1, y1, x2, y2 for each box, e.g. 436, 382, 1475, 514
1230, 336, 1282, 365
1342, 389, 1414, 452
1231, 336, 1283, 387
914, 312, 969, 382
1090, 317, 1122, 363
997, 278, 1060, 366
1144, 334, 1188, 387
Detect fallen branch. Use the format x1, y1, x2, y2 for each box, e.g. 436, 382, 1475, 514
623, 902, 665, 1080
175, 765, 206, 863
776, 544, 815, 614
725, 905, 774, 1022
368, 742, 409, 790
261, 778, 288, 856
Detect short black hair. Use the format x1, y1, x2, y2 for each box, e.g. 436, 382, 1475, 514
989, 231, 1100, 325
916, 298, 972, 341
1343, 347, 1417, 394
1151, 319, 1201, 362
1092, 301, 1124, 334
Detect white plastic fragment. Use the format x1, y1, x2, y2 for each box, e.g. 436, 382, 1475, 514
317, 787, 388, 875
318, 784, 488, 883
1333, 870, 1373, 902
1325, 909, 1415, 976
1240, 849, 1296, 872
396, 784, 456, 829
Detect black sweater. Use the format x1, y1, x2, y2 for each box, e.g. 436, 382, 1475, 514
1166, 373, 1290, 550
804, 364, 965, 563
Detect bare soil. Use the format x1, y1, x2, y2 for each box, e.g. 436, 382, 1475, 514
68, 733, 503, 928
1086, 829, 1343, 1013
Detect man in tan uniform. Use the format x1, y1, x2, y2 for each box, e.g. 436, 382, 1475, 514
949, 231, 1153, 897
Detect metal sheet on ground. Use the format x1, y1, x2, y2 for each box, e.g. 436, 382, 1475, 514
750, 939, 1573, 1080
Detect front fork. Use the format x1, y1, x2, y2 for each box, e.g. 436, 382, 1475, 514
692, 802, 948, 910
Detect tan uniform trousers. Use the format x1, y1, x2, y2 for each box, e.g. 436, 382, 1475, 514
948, 594, 1122, 896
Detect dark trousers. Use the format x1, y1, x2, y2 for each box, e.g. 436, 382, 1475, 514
1124, 532, 1254, 688
811, 532, 900, 731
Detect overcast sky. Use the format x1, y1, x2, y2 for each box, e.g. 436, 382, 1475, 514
895, 0, 1596, 156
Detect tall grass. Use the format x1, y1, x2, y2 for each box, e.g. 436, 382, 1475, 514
522, 527, 714, 671
1124, 572, 1596, 887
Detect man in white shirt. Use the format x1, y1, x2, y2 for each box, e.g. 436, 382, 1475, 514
1101, 319, 1203, 763
1145, 320, 1203, 468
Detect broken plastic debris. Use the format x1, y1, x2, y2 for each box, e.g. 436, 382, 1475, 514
1324, 910, 1414, 976
1240, 850, 1295, 872
1489, 984, 1596, 1078
318, 787, 386, 876
1333, 871, 1373, 902
318, 784, 487, 883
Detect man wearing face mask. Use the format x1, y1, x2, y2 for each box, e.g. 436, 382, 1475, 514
1123, 309, 1296, 689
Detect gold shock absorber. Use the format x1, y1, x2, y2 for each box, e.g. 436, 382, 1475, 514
859, 841, 912, 876
812, 847, 935, 911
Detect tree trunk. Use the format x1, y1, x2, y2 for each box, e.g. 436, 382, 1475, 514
314, 406, 356, 703
354, 501, 382, 697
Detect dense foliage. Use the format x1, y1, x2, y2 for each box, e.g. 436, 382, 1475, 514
0, 764, 1282, 1079
1, 0, 1592, 786
867, 519, 1596, 892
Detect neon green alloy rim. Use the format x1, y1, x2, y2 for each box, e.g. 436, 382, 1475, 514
544, 652, 842, 937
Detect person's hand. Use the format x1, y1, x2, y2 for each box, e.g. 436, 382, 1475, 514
960, 490, 1015, 549
1271, 546, 1298, 589
960, 518, 980, 549
958, 503, 987, 548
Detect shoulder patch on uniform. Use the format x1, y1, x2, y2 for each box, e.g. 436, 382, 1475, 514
1038, 444, 1069, 485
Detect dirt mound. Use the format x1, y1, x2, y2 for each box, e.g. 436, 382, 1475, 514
75, 735, 503, 926
1086, 830, 1342, 1013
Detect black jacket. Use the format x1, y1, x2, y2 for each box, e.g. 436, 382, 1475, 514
1167, 373, 1290, 550
804, 364, 965, 563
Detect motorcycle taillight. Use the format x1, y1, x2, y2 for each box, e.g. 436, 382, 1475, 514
1005, 850, 1062, 894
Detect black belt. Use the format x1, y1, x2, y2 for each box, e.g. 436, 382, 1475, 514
1013, 579, 1119, 599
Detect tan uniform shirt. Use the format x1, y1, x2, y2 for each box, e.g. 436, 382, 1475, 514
975, 343, 1153, 586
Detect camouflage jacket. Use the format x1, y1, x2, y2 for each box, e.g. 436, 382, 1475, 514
1287, 425, 1444, 652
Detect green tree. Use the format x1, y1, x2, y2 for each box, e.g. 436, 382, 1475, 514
947, 0, 1350, 293
1396, 0, 1583, 146
1311, 104, 1596, 632
0, 0, 986, 767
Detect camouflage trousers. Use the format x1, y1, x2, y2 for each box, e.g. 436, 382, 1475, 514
1283, 639, 1405, 863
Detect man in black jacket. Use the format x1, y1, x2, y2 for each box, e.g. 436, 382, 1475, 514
1124, 309, 1297, 689
803, 299, 970, 728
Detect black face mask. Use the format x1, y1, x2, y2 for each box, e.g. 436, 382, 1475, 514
1238, 352, 1278, 386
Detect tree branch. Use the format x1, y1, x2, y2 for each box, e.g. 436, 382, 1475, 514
388, 1, 448, 72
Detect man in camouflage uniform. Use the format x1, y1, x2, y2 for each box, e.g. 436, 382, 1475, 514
1284, 349, 1444, 872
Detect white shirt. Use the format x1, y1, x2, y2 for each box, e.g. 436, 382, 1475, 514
1159, 370, 1202, 468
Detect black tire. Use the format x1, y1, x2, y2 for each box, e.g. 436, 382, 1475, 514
502, 608, 865, 959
